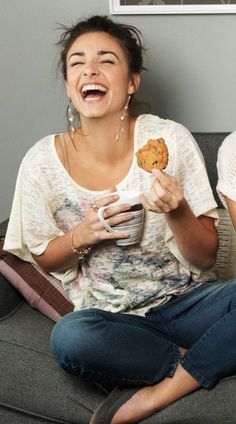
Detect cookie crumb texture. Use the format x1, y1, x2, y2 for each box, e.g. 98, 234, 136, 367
136, 138, 169, 173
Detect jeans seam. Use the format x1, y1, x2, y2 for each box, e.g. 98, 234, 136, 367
153, 308, 181, 376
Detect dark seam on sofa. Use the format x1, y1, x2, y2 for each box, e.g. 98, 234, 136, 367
0, 402, 74, 423
0, 338, 55, 359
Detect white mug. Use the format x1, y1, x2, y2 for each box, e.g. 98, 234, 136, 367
97, 190, 144, 246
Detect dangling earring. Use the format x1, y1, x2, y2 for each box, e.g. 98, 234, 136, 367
66, 99, 75, 133
116, 95, 131, 142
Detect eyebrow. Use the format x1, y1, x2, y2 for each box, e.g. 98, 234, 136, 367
68, 50, 119, 60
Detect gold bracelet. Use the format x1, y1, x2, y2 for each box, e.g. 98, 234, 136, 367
71, 229, 91, 263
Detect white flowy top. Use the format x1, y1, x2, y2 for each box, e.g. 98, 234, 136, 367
4, 114, 218, 315
217, 131, 236, 206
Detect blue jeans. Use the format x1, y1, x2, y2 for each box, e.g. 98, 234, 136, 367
50, 280, 236, 390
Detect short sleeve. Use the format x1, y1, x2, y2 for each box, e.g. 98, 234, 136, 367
4, 158, 65, 259
171, 123, 218, 217
165, 123, 218, 276
217, 132, 236, 205
4, 157, 78, 283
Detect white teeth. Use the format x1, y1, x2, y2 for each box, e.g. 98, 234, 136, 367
81, 84, 107, 93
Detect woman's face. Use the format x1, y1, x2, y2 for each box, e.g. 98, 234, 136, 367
65, 31, 140, 120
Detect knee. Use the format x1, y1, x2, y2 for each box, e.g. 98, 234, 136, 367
50, 309, 106, 369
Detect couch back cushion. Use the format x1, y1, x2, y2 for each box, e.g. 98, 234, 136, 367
193, 132, 229, 208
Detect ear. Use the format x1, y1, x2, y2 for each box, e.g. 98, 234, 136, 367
128, 73, 141, 95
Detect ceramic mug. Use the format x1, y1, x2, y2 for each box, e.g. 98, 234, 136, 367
97, 190, 144, 246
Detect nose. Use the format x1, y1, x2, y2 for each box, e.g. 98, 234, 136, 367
83, 65, 99, 77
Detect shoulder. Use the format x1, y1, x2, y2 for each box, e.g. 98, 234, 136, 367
137, 114, 179, 131
217, 131, 236, 170
217, 132, 236, 204
21, 134, 56, 170
217, 131, 236, 177
137, 114, 200, 157
218, 131, 236, 156
137, 114, 193, 140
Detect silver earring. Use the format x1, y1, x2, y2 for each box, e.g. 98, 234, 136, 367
116, 95, 131, 142
66, 99, 75, 132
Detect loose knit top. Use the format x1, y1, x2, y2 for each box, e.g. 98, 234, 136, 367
217, 131, 236, 206
4, 114, 218, 315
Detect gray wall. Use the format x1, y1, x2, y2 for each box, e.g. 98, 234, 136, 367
0, 0, 235, 222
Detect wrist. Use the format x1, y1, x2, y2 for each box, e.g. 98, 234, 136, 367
166, 198, 188, 218
70, 226, 91, 263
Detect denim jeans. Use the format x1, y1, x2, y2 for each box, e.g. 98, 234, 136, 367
50, 280, 236, 390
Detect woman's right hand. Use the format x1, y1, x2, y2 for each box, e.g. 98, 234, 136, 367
32, 193, 133, 273
72, 193, 134, 248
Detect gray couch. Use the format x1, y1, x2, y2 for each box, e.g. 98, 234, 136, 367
1, 132, 236, 424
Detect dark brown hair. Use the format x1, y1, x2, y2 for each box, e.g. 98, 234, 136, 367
56, 15, 146, 80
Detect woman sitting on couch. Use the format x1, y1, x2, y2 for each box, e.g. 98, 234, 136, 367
4, 14, 236, 424
217, 131, 236, 229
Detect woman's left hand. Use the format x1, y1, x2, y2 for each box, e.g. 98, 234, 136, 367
140, 169, 184, 213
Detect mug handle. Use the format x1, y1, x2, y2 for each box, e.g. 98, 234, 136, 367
97, 207, 118, 233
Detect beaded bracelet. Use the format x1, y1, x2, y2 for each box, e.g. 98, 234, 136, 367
71, 229, 91, 263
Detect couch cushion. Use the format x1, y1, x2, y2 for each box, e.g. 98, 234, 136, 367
0, 237, 74, 322
0, 302, 106, 424
193, 132, 229, 208
1, 297, 236, 423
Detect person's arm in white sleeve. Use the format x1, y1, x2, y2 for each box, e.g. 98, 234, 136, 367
217, 132, 236, 230
141, 124, 218, 271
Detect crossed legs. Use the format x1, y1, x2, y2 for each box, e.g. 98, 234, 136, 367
51, 280, 236, 423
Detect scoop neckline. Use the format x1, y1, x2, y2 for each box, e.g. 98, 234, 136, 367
51, 115, 142, 194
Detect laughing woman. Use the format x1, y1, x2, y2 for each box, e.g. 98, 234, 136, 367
217, 131, 236, 229
4, 14, 236, 424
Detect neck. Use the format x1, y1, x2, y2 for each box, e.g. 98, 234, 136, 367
72, 114, 134, 162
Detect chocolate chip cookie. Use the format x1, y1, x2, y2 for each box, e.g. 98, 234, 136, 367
136, 138, 169, 173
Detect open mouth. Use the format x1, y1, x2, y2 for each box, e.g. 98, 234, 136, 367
81, 84, 108, 100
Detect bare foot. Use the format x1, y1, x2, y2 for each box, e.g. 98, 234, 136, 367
111, 350, 188, 423
111, 386, 159, 424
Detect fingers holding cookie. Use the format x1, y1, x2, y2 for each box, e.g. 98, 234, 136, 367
139, 191, 167, 213
151, 170, 183, 212
140, 169, 184, 213
136, 137, 184, 213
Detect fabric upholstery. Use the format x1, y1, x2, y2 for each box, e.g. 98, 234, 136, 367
193, 132, 229, 208
0, 302, 106, 424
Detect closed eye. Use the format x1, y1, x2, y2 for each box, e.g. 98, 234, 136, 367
100, 60, 115, 64
70, 61, 85, 67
